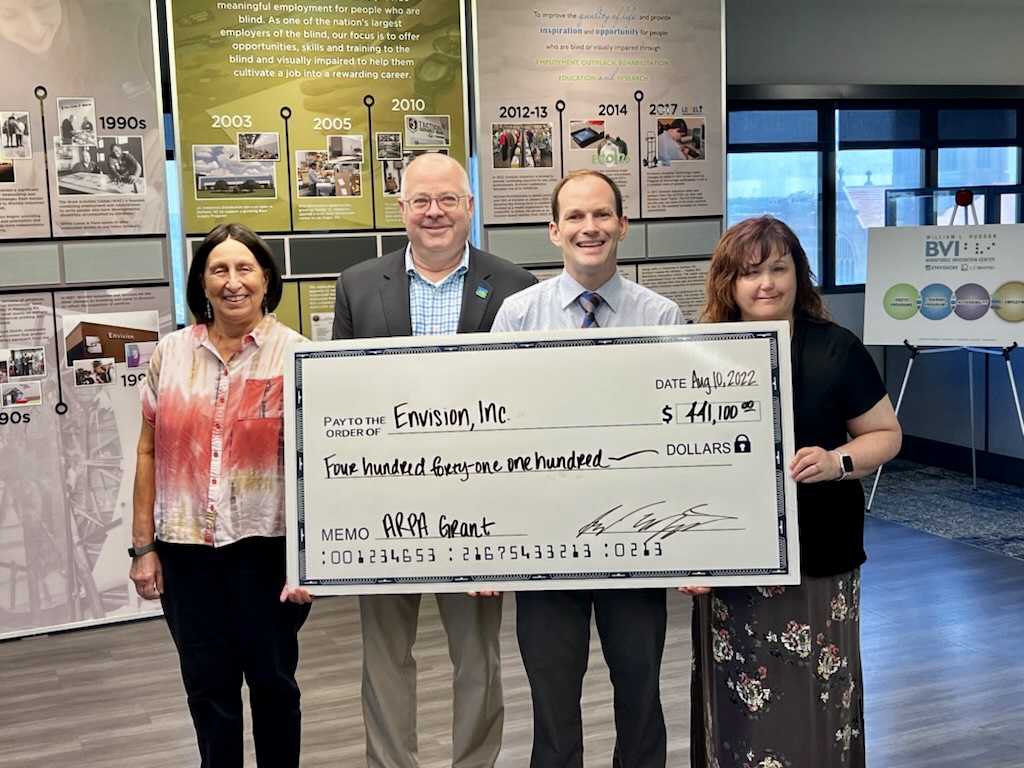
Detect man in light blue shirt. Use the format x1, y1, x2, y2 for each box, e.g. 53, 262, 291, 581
492, 170, 680, 768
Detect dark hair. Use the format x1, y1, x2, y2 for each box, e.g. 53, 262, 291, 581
702, 215, 830, 322
186, 222, 283, 324
668, 118, 688, 132
551, 169, 623, 221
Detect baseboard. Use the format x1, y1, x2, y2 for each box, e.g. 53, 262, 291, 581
899, 435, 1024, 488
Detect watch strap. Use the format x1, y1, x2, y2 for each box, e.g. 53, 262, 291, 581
128, 541, 157, 558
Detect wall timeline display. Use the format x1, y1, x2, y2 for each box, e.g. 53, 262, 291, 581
0, 288, 175, 640
865, 225, 1024, 348
272, 279, 336, 339
168, 0, 468, 234
0, 0, 166, 239
638, 260, 711, 322
474, 0, 722, 224
300, 280, 339, 340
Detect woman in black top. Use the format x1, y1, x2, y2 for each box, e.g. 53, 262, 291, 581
686, 216, 901, 768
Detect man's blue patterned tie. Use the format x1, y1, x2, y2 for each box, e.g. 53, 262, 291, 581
578, 292, 602, 328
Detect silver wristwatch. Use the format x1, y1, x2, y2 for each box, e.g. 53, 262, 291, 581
833, 449, 854, 481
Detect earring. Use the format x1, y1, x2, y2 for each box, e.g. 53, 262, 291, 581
262, 295, 268, 314
206, 298, 213, 321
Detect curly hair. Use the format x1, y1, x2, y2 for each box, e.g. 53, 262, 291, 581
702, 215, 830, 323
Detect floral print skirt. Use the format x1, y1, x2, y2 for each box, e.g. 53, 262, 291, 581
690, 570, 864, 768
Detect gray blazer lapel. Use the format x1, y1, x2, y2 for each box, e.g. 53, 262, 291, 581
458, 252, 493, 333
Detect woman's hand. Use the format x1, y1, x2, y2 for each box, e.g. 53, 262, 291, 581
129, 552, 164, 601
280, 584, 315, 604
790, 396, 902, 485
789, 445, 842, 483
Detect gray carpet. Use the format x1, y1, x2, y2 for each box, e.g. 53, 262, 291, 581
867, 459, 1024, 560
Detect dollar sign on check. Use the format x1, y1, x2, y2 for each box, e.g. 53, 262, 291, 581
661, 405, 673, 424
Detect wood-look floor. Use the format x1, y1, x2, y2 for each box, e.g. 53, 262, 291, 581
2, 516, 1023, 767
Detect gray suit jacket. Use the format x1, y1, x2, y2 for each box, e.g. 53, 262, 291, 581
331, 245, 537, 339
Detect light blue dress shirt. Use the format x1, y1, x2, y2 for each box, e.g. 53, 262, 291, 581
405, 244, 470, 336
491, 270, 682, 332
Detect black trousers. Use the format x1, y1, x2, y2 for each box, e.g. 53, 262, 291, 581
516, 588, 668, 768
158, 537, 311, 768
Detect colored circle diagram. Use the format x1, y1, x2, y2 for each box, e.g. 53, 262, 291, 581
953, 283, 990, 320
882, 283, 921, 320
919, 283, 954, 320
882, 281, 1024, 322
992, 281, 1024, 322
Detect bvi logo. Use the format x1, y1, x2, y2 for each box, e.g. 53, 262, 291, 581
925, 240, 960, 258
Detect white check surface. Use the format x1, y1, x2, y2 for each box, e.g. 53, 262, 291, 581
285, 322, 799, 594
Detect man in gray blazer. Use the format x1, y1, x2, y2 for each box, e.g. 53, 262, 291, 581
331, 152, 536, 768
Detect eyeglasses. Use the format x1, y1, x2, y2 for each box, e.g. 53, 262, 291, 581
401, 194, 468, 213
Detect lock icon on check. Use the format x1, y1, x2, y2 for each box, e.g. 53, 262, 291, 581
734, 434, 752, 454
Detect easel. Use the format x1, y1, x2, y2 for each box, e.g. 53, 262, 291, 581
948, 187, 980, 226
866, 190, 1024, 509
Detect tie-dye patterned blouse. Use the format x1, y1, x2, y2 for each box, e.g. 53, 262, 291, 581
140, 315, 303, 546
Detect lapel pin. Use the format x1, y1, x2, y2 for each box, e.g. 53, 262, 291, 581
475, 285, 489, 299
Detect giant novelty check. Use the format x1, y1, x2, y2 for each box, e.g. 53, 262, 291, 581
285, 322, 799, 594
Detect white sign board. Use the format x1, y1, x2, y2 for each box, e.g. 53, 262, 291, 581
865, 224, 1024, 347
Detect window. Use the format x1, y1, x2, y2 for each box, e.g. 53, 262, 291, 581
938, 147, 1020, 223
728, 152, 822, 279
726, 97, 1024, 289
726, 108, 825, 280
836, 148, 923, 284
